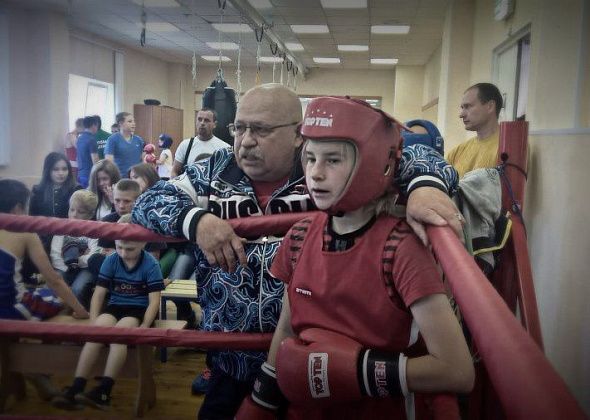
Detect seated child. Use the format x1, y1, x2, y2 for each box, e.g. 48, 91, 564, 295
0, 179, 89, 321
87, 179, 141, 273
237, 97, 474, 419
52, 213, 164, 410
50, 190, 99, 309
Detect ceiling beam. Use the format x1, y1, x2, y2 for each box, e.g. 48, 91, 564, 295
226, 0, 308, 79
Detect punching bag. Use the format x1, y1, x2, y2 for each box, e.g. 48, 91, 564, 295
202, 72, 237, 146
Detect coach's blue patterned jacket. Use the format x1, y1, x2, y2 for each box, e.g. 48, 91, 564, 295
132, 145, 458, 381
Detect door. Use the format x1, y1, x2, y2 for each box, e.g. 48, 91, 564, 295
493, 31, 531, 121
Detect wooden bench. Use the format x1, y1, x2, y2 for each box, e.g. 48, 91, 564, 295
0, 315, 187, 417
160, 279, 198, 362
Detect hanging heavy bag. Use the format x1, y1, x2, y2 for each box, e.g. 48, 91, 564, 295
202, 76, 237, 146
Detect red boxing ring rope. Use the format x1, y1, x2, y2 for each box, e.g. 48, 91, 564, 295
0, 319, 272, 350
427, 226, 585, 419
0, 212, 318, 242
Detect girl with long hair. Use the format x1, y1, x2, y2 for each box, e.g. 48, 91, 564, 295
29, 152, 80, 219
88, 159, 121, 220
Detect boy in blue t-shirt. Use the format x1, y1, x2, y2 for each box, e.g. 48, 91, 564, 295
52, 214, 164, 411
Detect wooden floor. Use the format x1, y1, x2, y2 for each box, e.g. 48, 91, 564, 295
2, 347, 208, 418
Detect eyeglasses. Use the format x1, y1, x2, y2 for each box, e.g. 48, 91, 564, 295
228, 121, 299, 138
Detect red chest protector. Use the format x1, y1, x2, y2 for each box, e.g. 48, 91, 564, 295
289, 213, 414, 352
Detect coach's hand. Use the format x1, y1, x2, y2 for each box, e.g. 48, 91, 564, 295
406, 187, 464, 247
196, 213, 248, 272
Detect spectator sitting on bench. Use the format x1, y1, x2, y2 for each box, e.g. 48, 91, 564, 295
52, 214, 164, 411
50, 190, 100, 310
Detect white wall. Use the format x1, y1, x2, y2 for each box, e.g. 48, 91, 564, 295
0, 8, 69, 185
393, 66, 425, 123
423, 44, 441, 107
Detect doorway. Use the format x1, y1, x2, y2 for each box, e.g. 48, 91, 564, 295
493, 27, 531, 121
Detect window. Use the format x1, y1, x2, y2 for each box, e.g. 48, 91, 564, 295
68, 74, 115, 131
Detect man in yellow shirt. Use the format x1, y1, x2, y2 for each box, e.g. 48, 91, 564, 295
446, 83, 503, 178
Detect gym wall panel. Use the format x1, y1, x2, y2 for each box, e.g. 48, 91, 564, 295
579, 0, 590, 128
423, 44, 441, 107
393, 66, 425, 122
69, 36, 115, 84
524, 133, 590, 414
122, 47, 169, 114
296, 68, 396, 115
421, 102, 438, 124
0, 8, 10, 167
0, 8, 69, 185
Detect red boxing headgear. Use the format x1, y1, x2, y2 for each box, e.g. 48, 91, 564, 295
301, 96, 402, 214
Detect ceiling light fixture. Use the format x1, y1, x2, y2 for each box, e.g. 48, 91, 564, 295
142, 22, 179, 32
313, 57, 341, 64
247, 0, 274, 8
206, 42, 239, 50
337, 44, 368, 51
201, 55, 231, 62
320, 0, 367, 8
291, 25, 330, 34
259, 56, 284, 63
285, 42, 305, 51
212, 23, 253, 33
371, 25, 410, 34
370, 58, 398, 65
132, 0, 179, 7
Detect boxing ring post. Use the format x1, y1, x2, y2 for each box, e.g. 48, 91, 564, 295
495, 121, 543, 348
427, 225, 585, 419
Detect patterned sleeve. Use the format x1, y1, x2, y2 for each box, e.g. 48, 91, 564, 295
392, 232, 446, 308
395, 143, 459, 196
132, 150, 224, 241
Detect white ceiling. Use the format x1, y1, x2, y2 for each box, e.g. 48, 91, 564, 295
8, 0, 449, 72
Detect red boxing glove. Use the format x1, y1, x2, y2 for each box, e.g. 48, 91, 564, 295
276, 328, 363, 406
144, 154, 157, 164
143, 143, 155, 153
235, 396, 277, 420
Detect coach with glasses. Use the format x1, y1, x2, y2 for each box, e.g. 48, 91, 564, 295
133, 83, 462, 419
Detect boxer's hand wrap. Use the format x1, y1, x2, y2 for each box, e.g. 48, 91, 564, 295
358, 349, 408, 398
251, 362, 286, 410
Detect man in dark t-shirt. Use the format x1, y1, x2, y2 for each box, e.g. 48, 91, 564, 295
76, 116, 99, 188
